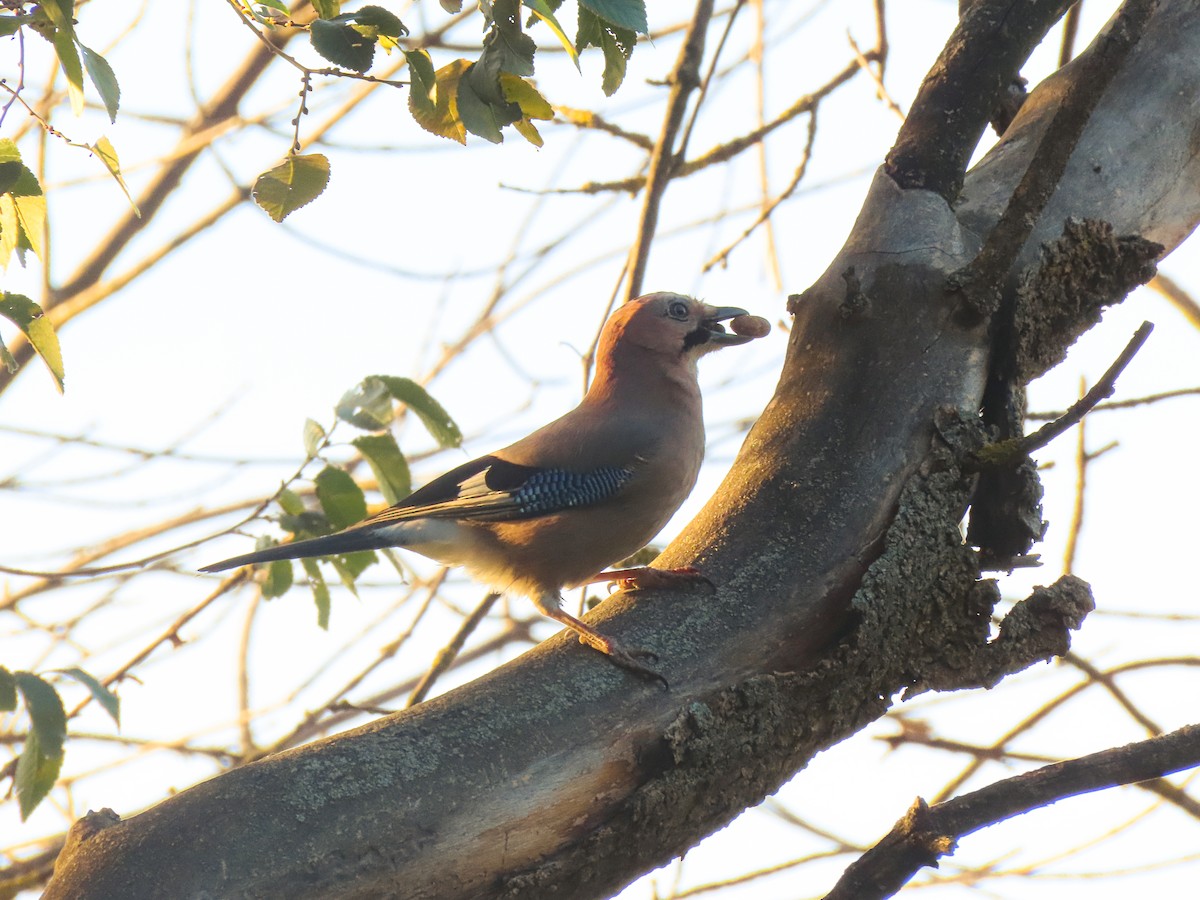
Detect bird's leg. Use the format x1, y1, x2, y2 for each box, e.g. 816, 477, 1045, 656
582, 565, 714, 593
540, 606, 668, 690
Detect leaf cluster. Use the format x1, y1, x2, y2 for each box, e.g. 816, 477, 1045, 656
244, 0, 646, 219
1, 667, 118, 820
251, 376, 462, 629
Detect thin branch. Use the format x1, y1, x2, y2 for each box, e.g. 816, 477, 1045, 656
971, 321, 1153, 468
625, 0, 714, 300
406, 590, 502, 707
825, 723, 1200, 900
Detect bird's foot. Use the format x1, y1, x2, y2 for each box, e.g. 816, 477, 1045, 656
576, 631, 668, 690
589, 565, 714, 594
543, 606, 668, 689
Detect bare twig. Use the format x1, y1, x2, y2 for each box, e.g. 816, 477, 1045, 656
406, 590, 502, 706
625, 0, 714, 300
825, 724, 1200, 900
971, 321, 1153, 468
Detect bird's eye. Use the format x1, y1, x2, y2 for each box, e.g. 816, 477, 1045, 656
667, 299, 690, 320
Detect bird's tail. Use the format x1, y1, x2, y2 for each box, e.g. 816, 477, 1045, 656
198, 527, 395, 573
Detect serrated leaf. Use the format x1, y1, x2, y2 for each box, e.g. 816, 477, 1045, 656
0, 195, 18, 269
336, 375, 395, 430
54, 668, 119, 727
501, 74, 553, 119
303, 418, 326, 458
353, 5, 407, 38
79, 43, 120, 123
11, 171, 46, 263
456, 70, 505, 143
13, 672, 67, 816
16, 726, 63, 820
301, 559, 332, 629
14, 673, 67, 755
280, 509, 331, 537
336, 549, 376, 580
252, 153, 330, 223
577, 5, 636, 96
91, 137, 140, 217
0, 15, 32, 37
352, 433, 411, 504
51, 28, 85, 117
310, 0, 340, 18
39, 0, 74, 31
314, 465, 367, 530
0, 293, 64, 391
579, 0, 647, 34
408, 56, 467, 144
483, 0, 535, 78
255, 0, 290, 11
374, 375, 462, 448
0, 667, 15, 712
262, 558, 294, 598
524, 0, 580, 69
278, 487, 306, 517
512, 117, 543, 147
310, 17, 375, 72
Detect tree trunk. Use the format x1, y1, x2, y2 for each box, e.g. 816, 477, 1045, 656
45, 2, 1200, 897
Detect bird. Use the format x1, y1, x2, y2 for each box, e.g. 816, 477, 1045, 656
200, 292, 765, 683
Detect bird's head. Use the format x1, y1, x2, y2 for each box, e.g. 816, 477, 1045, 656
602, 292, 755, 363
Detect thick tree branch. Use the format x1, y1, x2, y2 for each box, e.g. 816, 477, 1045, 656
42, 3, 1200, 898
886, 0, 1076, 201
825, 723, 1200, 900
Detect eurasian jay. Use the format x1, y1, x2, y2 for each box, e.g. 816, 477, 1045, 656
200, 292, 768, 681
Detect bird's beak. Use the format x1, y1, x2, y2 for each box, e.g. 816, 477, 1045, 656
700, 305, 753, 345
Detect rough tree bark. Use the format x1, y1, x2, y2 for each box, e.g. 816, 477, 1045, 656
45, 1, 1200, 898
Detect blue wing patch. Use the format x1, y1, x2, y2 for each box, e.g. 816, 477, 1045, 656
357, 455, 633, 527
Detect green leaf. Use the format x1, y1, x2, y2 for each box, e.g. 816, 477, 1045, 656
51, 28, 85, 117
310, 17, 375, 72
314, 465, 367, 530
0, 156, 46, 266
39, 0, 74, 31
374, 375, 462, 448
78, 43, 120, 123
255, 0, 290, 11
576, 5, 636, 96
251, 153, 330, 223
303, 417, 326, 458
335, 549, 376, 580
278, 487, 306, 517
13, 672, 67, 819
0, 15, 32, 37
336, 376, 395, 430
456, 69, 506, 144
301, 559, 332, 629
16, 726, 63, 820
578, 0, 647, 34
407, 55, 467, 144
262, 558, 294, 598
524, 0, 580, 69
310, 0, 340, 18
54, 668, 119, 727
352, 433, 412, 504
0, 667, 15, 712
440, 0, 463, 11
0, 293, 64, 391
483, 0, 535, 77
91, 137, 140, 217
352, 5, 407, 38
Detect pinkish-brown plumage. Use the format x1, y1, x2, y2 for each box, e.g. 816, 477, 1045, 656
200, 292, 764, 681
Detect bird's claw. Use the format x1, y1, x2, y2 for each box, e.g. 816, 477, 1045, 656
615, 565, 714, 594
576, 632, 668, 690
